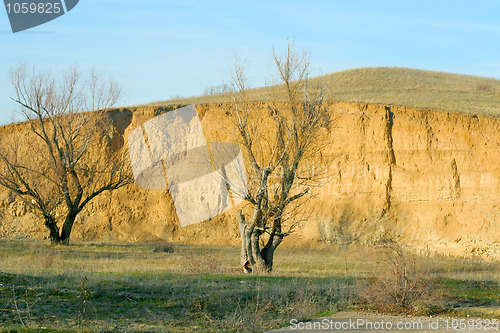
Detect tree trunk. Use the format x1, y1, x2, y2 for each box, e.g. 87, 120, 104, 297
238, 210, 253, 273
60, 211, 78, 244
250, 228, 267, 271
262, 229, 284, 272
44, 216, 62, 244
238, 210, 282, 274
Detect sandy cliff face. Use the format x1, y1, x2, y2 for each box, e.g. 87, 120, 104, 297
306, 103, 500, 258
0, 102, 499, 258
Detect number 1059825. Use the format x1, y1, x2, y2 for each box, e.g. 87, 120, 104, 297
5, 2, 62, 14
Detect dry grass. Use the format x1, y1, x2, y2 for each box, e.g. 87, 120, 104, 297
0, 240, 499, 332
145, 67, 500, 117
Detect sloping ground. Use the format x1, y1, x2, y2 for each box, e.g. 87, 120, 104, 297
1, 102, 499, 259
146, 67, 500, 117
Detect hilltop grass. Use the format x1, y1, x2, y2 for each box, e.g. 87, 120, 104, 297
145, 67, 500, 117
0, 240, 499, 332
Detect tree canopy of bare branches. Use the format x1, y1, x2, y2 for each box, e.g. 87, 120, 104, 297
0, 65, 133, 244
230, 41, 331, 273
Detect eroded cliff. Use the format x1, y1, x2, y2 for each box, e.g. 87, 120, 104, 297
1, 102, 499, 258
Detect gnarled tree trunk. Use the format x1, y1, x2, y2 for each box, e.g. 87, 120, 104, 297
238, 210, 284, 273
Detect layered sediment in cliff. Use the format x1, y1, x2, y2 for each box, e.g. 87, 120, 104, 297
1, 102, 499, 258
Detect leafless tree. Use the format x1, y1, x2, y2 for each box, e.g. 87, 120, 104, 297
229, 41, 331, 273
204, 84, 230, 95
0, 65, 133, 244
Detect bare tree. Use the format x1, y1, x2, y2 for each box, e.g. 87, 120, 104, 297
0, 65, 133, 244
204, 84, 230, 95
230, 41, 331, 273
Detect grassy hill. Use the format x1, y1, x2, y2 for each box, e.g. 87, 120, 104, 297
146, 67, 500, 116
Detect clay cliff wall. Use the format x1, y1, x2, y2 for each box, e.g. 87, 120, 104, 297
1, 102, 499, 258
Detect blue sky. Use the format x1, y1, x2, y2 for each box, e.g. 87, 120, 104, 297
0, 0, 499, 124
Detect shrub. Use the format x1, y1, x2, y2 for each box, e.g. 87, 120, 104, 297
184, 252, 226, 274
152, 242, 175, 253
476, 82, 491, 92
358, 239, 443, 314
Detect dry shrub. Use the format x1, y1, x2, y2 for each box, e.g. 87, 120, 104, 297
184, 252, 226, 274
209, 282, 334, 332
34, 250, 55, 269
152, 242, 174, 253
210, 302, 268, 333
285, 289, 323, 322
359, 239, 443, 314
476, 82, 491, 92
187, 277, 351, 332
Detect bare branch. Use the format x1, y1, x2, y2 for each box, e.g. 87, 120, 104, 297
229, 40, 332, 273
0, 64, 130, 244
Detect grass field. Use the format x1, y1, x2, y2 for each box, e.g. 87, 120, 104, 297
145, 67, 500, 117
0, 240, 499, 332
